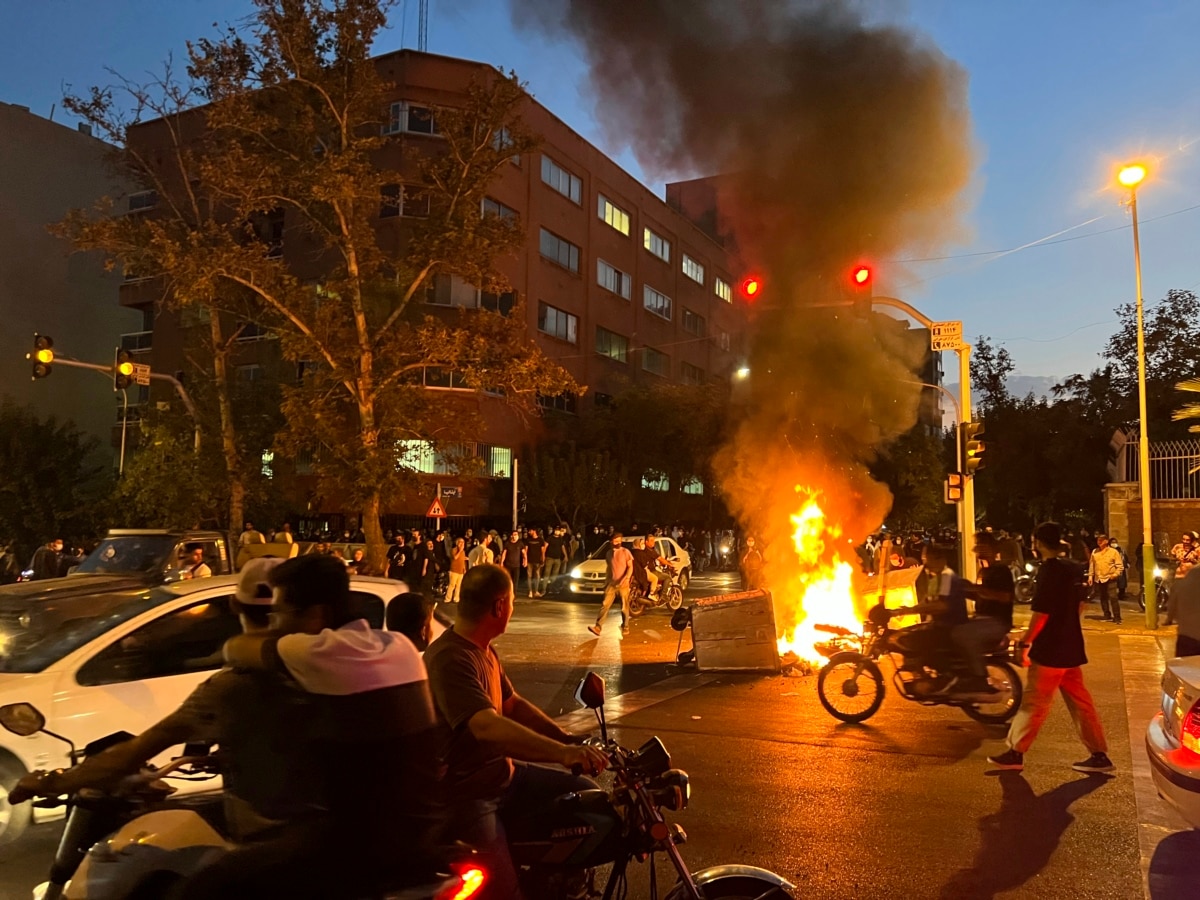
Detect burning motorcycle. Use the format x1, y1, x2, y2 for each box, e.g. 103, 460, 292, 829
814, 604, 1023, 725
0, 702, 485, 900
508, 673, 795, 900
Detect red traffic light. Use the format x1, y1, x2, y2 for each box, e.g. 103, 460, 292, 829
740, 276, 763, 300
851, 264, 872, 287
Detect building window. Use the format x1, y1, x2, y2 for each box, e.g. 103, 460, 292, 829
481, 290, 515, 316
681, 362, 705, 385
642, 346, 669, 378
642, 471, 669, 492
396, 440, 512, 478
538, 301, 578, 344
383, 101, 438, 135
127, 190, 158, 212
682, 476, 704, 495
235, 322, 273, 342
539, 228, 580, 273
643, 285, 672, 321
595, 326, 629, 363
426, 273, 480, 308
492, 127, 520, 165
381, 184, 431, 218
481, 197, 518, 221
597, 194, 630, 236
597, 259, 631, 299
538, 393, 578, 414
682, 308, 706, 337
644, 227, 671, 263
541, 155, 582, 204
261, 450, 275, 479
715, 277, 732, 303
682, 254, 705, 285
236, 364, 264, 381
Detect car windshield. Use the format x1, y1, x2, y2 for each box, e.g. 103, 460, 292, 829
587, 537, 653, 561
73, 535, 179, 576
0, 591, 167, 673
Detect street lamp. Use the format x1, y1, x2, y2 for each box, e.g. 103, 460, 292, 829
1118, 162, 1156, 629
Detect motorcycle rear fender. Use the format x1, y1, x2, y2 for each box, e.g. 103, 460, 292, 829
667, 864, 796, 899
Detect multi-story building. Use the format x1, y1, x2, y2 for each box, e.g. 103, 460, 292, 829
119, 51, 747, 525
0, 102, 143, 454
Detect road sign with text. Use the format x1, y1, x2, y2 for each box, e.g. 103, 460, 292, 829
132, 363, 151, 386
930, 321, 963, 352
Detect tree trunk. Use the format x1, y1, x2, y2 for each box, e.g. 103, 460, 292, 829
363, 491, 386, 575
209, 313, 246, 551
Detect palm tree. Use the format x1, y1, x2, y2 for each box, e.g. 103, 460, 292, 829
1171, 378, 1200, 473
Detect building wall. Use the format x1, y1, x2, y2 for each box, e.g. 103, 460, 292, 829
0, 102, 142, 451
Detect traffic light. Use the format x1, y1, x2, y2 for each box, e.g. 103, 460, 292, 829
944, 472, 963, 504
28, 334, 54, 379
739, 275, 763, 300
114, 349, 134, 391
961, 420, 987, 474
850, 264, 872, 288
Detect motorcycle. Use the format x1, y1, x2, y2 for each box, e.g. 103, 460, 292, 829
507, 673, 795, 900
629, 566, 684, 617
1137, 561, 1171, 613
814, 604, 1024, 725
1014, 559, 1038, 604
0, 703, 486, 900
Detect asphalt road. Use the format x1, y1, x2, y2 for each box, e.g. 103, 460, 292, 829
1, 570, 1196, 899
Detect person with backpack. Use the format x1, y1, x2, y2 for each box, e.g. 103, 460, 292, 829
987, 522, 1114, 774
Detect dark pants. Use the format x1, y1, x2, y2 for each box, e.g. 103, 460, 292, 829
505, 566, 521, 594
454, 764, 598, 899
1096, 580, 1121, 621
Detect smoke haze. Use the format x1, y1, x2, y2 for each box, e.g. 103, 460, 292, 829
508, 0, 976, 582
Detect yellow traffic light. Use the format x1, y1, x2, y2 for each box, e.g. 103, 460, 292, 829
114, 349, 134, 391
29, 334, 54, 379
961, 421, 987, 474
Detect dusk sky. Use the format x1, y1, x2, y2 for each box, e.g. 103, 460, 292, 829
3, 0, 1199, 383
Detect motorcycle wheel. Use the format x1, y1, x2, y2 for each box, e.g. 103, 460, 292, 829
678, 568, 690, 590
629, 595, 648, 616
1014, 577, 1034, 604
817, 653, 885, 723
667, 875, 795, 900
666, 586, 684, 610
962, 661, 1024, 725
0, 756, 31, 846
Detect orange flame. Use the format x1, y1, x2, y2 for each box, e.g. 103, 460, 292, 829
775, 490, 865, 665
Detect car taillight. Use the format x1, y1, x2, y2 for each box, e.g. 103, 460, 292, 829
436, 864, 487, 900
1181, 701, 1200, 754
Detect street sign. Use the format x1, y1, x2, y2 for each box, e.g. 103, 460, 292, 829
132, 363, 151, 386
440, 485, 462, 499
930, 321, 963, 352
426, 497, 447, 518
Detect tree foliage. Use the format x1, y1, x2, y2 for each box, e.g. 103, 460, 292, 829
521, 443, 632, 528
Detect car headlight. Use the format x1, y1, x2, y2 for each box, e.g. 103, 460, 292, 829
570, 567, 582, 579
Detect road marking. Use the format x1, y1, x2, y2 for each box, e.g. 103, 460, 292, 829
553, 672, 720, 732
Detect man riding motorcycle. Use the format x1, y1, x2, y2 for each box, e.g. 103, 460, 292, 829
424, 564, 607, 899
642, 534, 677, 598
952, 532, 1014, 696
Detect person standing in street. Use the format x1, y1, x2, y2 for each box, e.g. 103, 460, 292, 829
29, 539, 63, 581
499, 530, 526, 597
543, 526, 568, 595
239, 522, 266, 549
524, 528, 547, 598
589, 533, 634, 637
446, 538, 468, 603
467, 535, 493, 569
278, 523, 295, 545
988, 522, 1114, 774
1088, 534, 1125, 624
739, 536, 766, 592
386, 534, 410, 583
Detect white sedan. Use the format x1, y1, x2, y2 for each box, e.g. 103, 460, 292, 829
0, 574, 414, 845
1146, 654, 1200, 827
567, 536, 693, 595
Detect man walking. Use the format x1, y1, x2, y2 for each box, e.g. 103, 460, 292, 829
543, 526, 569, 594
1088, 533, 1125, 624
524, 527, 546, 598
589, 533, 634, 636
988, 522, 1114, 774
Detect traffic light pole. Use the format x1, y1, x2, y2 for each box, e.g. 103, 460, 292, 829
52, 356, 201, 454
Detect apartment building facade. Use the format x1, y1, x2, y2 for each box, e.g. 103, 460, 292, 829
119, 51, 748, 524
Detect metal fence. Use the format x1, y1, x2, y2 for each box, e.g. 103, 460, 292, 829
1122, 440, 1200, 499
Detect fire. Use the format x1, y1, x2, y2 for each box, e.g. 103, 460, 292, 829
775, 491, 865, 666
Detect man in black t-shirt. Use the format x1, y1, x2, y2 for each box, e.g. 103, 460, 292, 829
988, 522, 1113, 774
499, 530, 526, 594
524, 528, 547, 598
386, 534, 409, 583
543, 526, 569, 593
952, 532, 1014, 695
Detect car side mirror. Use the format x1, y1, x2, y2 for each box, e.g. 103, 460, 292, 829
0, 702, 46, 737
574, 672, 606, 710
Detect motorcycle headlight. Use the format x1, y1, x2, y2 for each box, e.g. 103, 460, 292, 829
1025, 562, 1034, 573
570, 567, 582, 579
651, 769, 690, 811
1154, 567, 1164, 579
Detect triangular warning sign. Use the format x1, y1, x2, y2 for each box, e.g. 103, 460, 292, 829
426, 497, 447, 518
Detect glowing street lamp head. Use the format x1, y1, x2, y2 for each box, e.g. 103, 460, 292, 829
735, 366, 751, 380
1118, 163, 1147, 189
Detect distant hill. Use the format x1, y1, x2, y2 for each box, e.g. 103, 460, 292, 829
943, 375, 1060, 402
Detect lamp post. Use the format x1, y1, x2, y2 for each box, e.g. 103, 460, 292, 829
1118, 163, 1157, 630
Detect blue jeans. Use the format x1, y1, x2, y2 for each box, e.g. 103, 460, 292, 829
454, 763, 598, 899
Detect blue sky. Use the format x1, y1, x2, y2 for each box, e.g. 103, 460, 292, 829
3, 0, 1198, 380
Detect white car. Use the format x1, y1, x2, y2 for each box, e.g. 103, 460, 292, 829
1146, 654, 1200, 827
0, 574, 414, 845
567, 536, 692, 595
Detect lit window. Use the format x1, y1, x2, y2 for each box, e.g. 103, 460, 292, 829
595, 327, 629, 363
383, 101, 438, 135
643, 285, 672, 321
541, 156, 582, 204
538, 301, 578, 344
682, 254, 705, 285
597, 194, 631, 236
681, 362, 705, 385
597, 259, 631, 299
642, 346, 669, 378
642, 472, 669, 491
682, 309, 706, 337
261, 450, 275, 479
715, 277, 732, 303
539, 228, 580, 273
682, 476, 704, 495
644, 227, 671, 263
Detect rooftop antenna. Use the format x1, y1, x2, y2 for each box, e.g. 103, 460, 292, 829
418, 0, 429, 51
